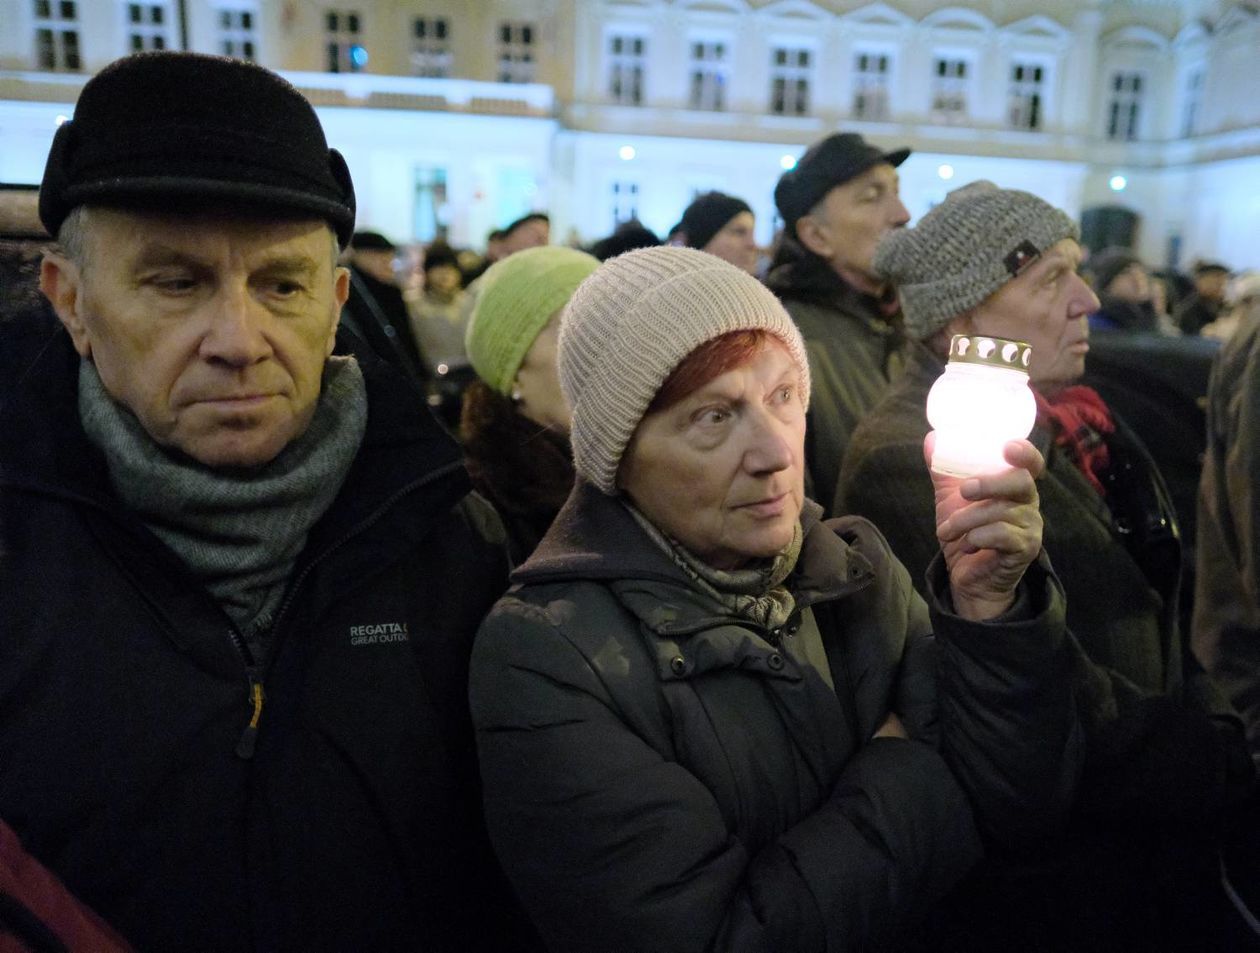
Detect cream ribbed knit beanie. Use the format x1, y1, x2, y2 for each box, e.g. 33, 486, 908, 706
559, 246, 810, 495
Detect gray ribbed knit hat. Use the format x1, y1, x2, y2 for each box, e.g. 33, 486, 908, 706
559, 246, 811, 495
873, 180, 1079, 341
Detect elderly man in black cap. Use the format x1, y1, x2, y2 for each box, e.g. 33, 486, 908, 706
765, 132, 911, 511
0, 51, 538, 952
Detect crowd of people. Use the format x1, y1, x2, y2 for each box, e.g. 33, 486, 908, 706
1, 49, 1258, 953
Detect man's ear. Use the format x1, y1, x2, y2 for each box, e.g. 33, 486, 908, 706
327, 264, 351, 356
39, 253, 92, 358
795, 215, 833, 260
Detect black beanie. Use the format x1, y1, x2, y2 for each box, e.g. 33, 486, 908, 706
677, 192, 752, 250
39, 51, 356, 246
1084, 247, 1143, 293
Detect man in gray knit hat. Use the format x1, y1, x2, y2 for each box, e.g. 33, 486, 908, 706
764, 131, 911, 514
837, 181, 1256, 951
2, 51, 535, 951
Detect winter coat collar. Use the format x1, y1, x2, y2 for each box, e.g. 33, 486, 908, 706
764, 236, 900, 325
514, 479, 874, 640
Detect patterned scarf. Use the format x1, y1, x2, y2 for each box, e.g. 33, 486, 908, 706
625, 503, 803, 631
1033, 384, 1115, 496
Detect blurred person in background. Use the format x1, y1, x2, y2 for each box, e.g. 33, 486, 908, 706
1200, 269, 1258, 342
462, 246, 598, 564
589, 219, 661, 261
409, 241, 469, 373
1083, 247, 1178, 335
341, 229, 428, 382
672, 191, 759, 274
1177, 261, 1231, 336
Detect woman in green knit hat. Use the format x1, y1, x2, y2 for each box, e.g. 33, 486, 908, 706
461, 244, 600, 564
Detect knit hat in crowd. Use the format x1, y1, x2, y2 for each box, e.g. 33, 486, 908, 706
676, 192, 752, 250
1083, 247, 1143, 294
559, 245, 811, 495
466, 245, 600, 396
774, 132, 909, 230
873, 180, 1079, 341
40, 51, 356, 247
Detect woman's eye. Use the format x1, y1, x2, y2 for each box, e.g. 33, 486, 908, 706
700, 408, 730, 426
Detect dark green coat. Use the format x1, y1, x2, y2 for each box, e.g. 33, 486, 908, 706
471, 481, 1079, 953
765, 249, 905, 514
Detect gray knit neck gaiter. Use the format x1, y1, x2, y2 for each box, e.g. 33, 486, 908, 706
79, 356, 368, 657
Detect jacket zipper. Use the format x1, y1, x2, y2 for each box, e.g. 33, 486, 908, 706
230, 460, 467, 759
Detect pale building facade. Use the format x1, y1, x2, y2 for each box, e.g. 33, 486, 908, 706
0, 0, 1256, 269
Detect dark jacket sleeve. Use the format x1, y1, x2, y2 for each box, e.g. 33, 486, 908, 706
922, 552, 1082, 849
470, 594, 981, 953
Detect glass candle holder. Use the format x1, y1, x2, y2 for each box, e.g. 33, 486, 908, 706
926, 334, 1035, 477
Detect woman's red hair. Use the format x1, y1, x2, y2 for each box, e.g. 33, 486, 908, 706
648, 329, 772, 413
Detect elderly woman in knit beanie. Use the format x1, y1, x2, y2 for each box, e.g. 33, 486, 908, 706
672, 190, 760, 274
838, 180, 1257, 951
470, 245, 1080, 953
461, 245, 599, 563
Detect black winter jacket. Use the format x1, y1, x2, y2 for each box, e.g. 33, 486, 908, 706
0, 326, 537, 952
471, 481, 1081, 953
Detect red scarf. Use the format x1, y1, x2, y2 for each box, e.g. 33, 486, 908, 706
1033, 385, 1115, 496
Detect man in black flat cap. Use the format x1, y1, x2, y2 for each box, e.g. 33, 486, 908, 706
765, 132, 911, 511
0, 51, 539, 952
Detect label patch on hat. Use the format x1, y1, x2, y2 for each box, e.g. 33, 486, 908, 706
1004, 240, 1041, 276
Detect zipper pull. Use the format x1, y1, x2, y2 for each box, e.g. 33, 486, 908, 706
236, 678, 265, 759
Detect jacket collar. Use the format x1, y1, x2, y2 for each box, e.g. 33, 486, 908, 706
764, 236, 900, 325
515, 479, 873, 637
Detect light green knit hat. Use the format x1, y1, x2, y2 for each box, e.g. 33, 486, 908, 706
465, 245, 600, 395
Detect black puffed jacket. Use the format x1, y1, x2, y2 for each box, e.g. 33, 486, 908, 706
471, 481, 1081, 953
0, 326, 538, 952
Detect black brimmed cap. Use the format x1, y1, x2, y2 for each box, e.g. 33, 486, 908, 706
39, 51, 356, 246
774, 133, 909, 229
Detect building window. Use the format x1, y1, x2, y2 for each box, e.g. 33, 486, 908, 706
497, 21, 535, 83
611, 181, 640, 227
852, 51, 891, 120
411, 16, 450, 78
1180, 68, 1203, 138
125, 2, 172, 53
770, 47, 810, 116
325, 10, 366, 73
608, 34, 646, 106
1007, 61, 1045, 130
688, 40, 728, 111
32, 0, 80, 71
930, 57, 968, 121
1106, 71, 1143, 141
216, 4, 257, 61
